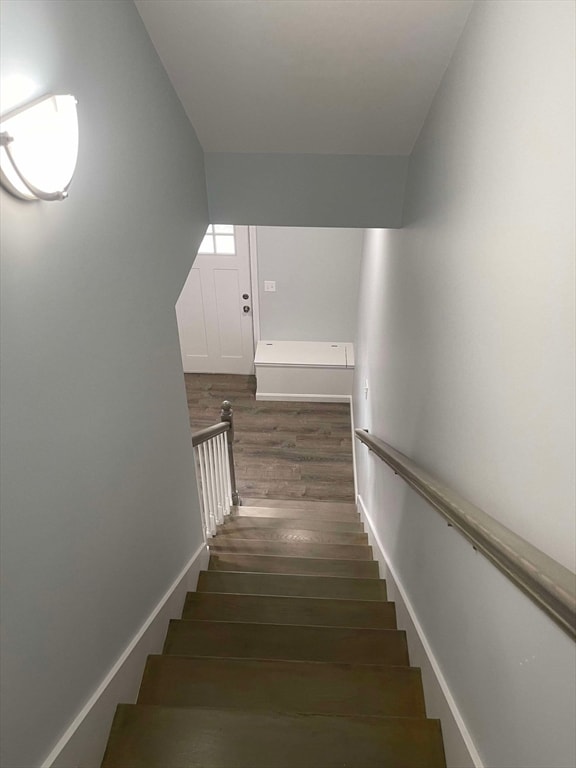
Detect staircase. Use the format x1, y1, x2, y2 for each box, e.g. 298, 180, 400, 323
102, 499, 446, 767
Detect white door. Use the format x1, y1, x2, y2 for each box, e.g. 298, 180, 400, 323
176, 225, 255, 374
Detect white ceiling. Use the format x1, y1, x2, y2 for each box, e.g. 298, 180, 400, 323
135, 0, 473, 156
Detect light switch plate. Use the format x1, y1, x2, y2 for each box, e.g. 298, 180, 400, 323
264, 281, 276, 292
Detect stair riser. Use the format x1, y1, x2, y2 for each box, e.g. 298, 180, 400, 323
164, 620, 409, 666
209, 539, 373, 560
183, 593, 396, 628
197, 571, 388, 600
138, 656, 426, 717
209, 553, 379, 578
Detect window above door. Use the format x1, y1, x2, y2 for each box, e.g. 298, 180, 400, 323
199, 224, 236, 255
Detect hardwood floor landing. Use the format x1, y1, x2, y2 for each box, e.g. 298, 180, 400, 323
185, 373, 355, 502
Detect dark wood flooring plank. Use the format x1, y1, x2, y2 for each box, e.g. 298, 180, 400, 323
185, 373, 355, 502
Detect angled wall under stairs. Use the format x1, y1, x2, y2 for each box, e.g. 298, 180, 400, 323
101, 500, 446, 767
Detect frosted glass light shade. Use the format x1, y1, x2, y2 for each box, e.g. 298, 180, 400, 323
0, 94, 79, 201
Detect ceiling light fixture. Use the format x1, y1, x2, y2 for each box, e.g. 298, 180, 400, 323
0, 93, 79, 201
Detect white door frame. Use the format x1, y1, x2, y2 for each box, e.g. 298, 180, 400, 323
248, 225, 261, 345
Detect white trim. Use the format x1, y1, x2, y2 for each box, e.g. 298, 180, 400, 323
255, 392, 351, 403
248, 225, 261, 345
349, 396, 358, 498
357, 494, 484, 768
256, 363, 349, 370
42, 542, 209, 768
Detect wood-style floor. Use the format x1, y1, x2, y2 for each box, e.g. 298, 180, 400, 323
184, 374, 355, 503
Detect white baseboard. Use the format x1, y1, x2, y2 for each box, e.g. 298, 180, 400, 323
256, 392, 350, 403
356, 495, 483, 768
42, 542, 210, 768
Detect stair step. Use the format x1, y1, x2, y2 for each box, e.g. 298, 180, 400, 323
197, 571, 388, 600
217, 522, 368, 543
163, 620, 409, 665
209, 538, 373, 560
138, 656, 426, 717
182, 592, 396, 628
102, 705, 446, 768
241, 498, 358, 513
231, 505, 360, 522
222, 516, 364, 533
208, 553, 379, 578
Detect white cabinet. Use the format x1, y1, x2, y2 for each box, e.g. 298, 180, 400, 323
254, 341, 354, 402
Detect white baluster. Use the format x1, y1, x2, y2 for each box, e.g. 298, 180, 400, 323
207, 438, 223, 526
201, 442, 217, 536
194, 445, 211, 539
217, 432, 230, 517
223, 430, 233, 508
211, 436, 223, 525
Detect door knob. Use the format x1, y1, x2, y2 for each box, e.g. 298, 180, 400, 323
243, 305, 250, 313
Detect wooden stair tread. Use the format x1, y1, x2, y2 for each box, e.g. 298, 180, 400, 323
208, 553, 379, 578
209, 537, 373, 560
182, 592, 397, 628
222, 515, 365, 532
163, 619, 409, 666
231, 505, 360, 522
240, 498, 358, 512
138, 655, 426, 717
102, 705, 446, 768
197, 570, 388, 600
101, 494, 446, 768
216, 523, 368, 543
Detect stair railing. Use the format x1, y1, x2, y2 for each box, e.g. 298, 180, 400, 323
192, 400, 240, 537
355, 429, 576, 639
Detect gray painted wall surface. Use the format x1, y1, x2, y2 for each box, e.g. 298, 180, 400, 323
256, 227, 363, 342
353, 2, 575, 767
0, 2, 208, 766
205, 152, 408, 228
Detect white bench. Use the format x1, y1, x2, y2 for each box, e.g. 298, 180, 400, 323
254, 341, 355, 402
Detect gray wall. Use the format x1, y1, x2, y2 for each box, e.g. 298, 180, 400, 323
256, 227, 363, 342
0, 2, 208, 766
206, 152, 408, 228
353, 2, 575, 767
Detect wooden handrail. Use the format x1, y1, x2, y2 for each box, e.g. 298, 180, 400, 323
191, 421, 229, 447
355, 429, 576, 639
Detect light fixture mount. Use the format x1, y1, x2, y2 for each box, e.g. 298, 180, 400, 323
0, 93, 79, 202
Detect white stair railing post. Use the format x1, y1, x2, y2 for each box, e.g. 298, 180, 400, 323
217, 432, 231, 517
220, 400, 240, 506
